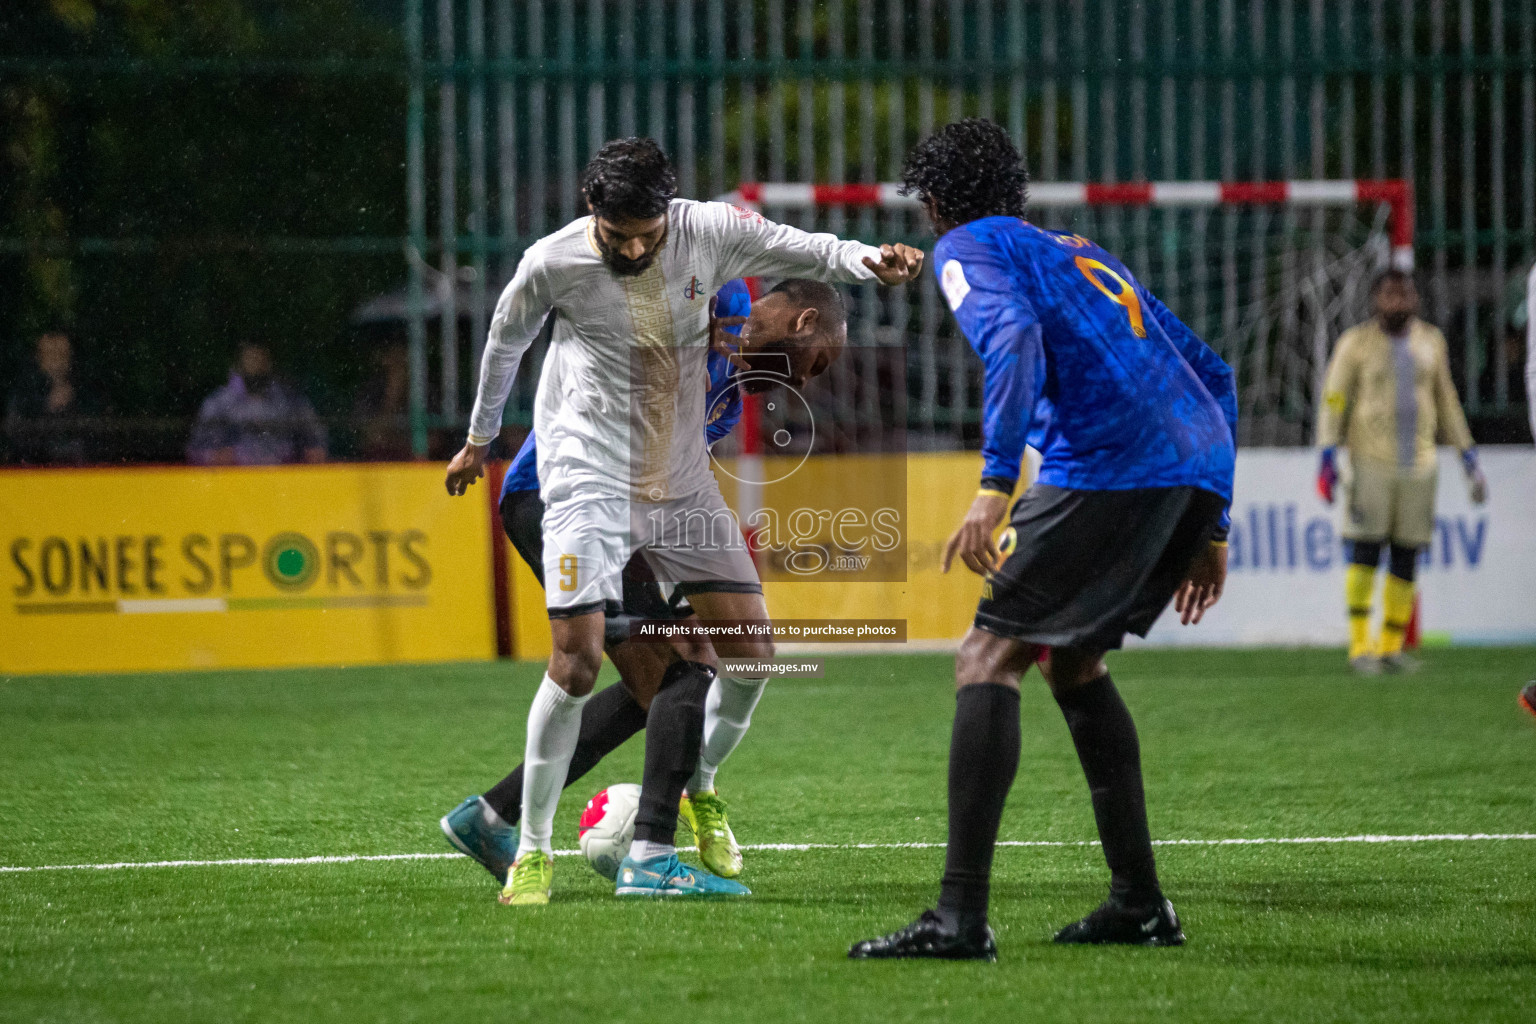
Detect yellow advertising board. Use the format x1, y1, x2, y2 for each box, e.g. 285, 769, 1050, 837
1, 464, 496, 674
745, 452, 992, 644
506, 452, 998, 660
507, 516, 551, 660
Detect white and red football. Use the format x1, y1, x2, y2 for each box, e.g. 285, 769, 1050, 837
577, 783, 641, 881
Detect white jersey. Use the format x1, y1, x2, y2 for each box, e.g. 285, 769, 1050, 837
466, 199, 882, 502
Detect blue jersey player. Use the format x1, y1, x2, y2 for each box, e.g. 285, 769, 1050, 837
851, 120, 1237, 961
441, 276, 851, 889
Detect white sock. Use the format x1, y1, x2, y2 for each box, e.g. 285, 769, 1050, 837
687, 676, 768, 795
477, 796, 510, 830
628, 839, 674, 863
515, 674, 591, 857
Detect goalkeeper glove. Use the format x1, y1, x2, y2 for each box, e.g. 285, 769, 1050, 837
1462, 447, 1488, 505
1316, 447, 1338, 504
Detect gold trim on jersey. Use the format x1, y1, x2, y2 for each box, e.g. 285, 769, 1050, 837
621, 260, 679, 502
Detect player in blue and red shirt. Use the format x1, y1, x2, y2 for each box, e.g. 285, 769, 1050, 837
851, 120, 1238, 962
441, 276, 850, 888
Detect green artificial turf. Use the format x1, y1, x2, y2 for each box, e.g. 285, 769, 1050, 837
2, 648, 1534, 1023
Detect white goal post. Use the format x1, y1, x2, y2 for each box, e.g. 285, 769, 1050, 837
716, 178, 1413, 450
722, 179, 1413, 268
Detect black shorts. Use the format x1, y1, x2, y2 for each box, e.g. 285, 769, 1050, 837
974, 484, 1226, 651
499, 488, 689, 627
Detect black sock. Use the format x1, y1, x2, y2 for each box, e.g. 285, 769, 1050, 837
631, 661, 716, 846
1388, 543, 1419, 583
1053, 672, 1161, 906
937, 683, 1021, 928
482, 681, 649, 823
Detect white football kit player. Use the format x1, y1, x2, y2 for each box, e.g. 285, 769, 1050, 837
466, 198, 883, 612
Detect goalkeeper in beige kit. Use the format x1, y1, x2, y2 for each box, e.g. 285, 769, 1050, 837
1315, 269, 1488, 674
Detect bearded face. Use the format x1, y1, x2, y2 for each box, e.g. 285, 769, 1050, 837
592, 214, 668, 277
1373, 277, 1419, 335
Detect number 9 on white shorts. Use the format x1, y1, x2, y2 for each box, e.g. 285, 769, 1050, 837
541, 493, 630, 618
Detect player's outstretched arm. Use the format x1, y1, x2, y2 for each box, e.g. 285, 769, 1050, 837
706, 201, 923, 287
446, 245, 555, 496
861, 243, 925, 285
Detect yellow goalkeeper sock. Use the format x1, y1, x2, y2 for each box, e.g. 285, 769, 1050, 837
1378, 574, 1415, 657
1344, 563, 1375, 660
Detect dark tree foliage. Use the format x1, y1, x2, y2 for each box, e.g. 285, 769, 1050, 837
0, 0, 405, 447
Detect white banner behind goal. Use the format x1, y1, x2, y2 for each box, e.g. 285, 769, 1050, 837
1130, 446, 1536, 648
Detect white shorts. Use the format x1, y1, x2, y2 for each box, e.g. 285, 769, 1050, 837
541, 486, 761, 617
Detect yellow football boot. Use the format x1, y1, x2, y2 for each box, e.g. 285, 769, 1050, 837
679, 790, 743, 878
498, 850, 553, 906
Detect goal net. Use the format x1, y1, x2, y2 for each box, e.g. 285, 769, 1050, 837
716, 180, 1410, 453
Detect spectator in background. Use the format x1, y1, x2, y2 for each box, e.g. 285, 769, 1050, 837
1490, 322, 1531, 437
5, 329, 89, 465
353, 340, 414, 460
187, 341, 326, 465
1316, 270, 1486, 676
1527, 260, 1536, 444
1476, 293, 1531, 444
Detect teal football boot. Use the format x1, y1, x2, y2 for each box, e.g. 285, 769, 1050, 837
439, 796, 519, 885
613, 852, 751, 898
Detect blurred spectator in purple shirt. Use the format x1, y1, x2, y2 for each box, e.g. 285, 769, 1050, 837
5, 330, 90, 465
187, 342, 326, 465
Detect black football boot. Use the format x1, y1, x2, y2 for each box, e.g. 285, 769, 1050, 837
1052, 895, 1185, 946
848, 909, 998, 962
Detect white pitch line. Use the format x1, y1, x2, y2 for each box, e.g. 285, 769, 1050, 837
2, 833, 1533, 875
0, 852, 463, 874
742, 833, 1536, 853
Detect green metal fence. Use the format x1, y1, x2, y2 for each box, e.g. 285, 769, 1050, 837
406, 0, 1535, 452
5, 2, 1531, 462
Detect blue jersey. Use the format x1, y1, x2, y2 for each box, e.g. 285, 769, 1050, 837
936, 218, 1237, 523
702, 277, 751, 445
501, 278, 751, 498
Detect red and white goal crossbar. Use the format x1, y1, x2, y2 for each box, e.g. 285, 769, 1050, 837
726, 179, 1414, 268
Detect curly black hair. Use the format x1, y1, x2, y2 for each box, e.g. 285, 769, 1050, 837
899, 118, 1029, 226
580, 137, 677, 221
